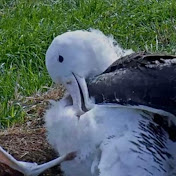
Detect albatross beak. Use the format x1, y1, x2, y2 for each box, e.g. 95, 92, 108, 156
62, 73, 94, 116
62, 74, 85, 116
0, 146, 76, 176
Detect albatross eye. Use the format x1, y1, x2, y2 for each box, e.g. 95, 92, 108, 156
58, 55, 64, 63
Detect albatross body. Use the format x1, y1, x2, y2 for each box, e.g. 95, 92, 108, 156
45, 30, 176, 175
45, 100, 176, 176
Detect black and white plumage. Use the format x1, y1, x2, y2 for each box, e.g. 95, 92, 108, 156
44, 30, 176, 176
0, 29, 175, 176
45, 101, 176, 176
88, 52, 176, 117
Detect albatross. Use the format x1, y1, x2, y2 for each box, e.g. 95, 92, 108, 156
45, 29, 133, 115
0, 29, 176, 175
44, 29, 176, 176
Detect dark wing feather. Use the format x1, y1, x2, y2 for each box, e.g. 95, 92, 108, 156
104, 52, 176, 73
87, 52, 176, 116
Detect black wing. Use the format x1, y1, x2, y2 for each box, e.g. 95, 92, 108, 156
87, 52, 176, 116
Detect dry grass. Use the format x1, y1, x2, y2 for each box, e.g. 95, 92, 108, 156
0, 86, 65, 176
0, 128, 61, 176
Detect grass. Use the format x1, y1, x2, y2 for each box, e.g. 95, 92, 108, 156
0, 0, 176, 128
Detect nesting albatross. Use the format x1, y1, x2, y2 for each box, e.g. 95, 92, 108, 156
0, 29, 176, 176
45, 30, 176, 176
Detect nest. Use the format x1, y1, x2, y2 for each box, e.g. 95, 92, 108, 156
0, 86, 65, 176
0, 127, 62, 176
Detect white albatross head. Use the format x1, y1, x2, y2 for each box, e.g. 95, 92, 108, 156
46, 29, 133, 115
